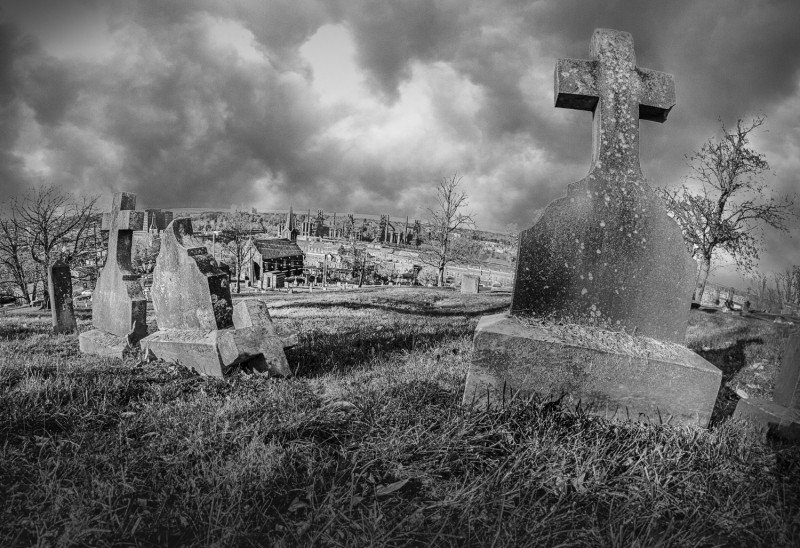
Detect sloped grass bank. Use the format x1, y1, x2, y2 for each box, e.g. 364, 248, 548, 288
0, 289, 798, 547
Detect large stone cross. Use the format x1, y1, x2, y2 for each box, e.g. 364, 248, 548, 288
93, 192, 147, 343
510, 28, 695, 343
555, 29, 675, 176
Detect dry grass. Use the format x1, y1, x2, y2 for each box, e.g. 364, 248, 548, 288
0, 288, 798, 547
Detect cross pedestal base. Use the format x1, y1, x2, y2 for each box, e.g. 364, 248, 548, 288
79, 329, 138, 359
733, 399, 800, 443
463, 314, 722, 427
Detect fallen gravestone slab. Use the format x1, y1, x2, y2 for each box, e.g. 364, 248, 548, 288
734, 330, 800, 442
140, 219, 293, 377
79, 192, 147, 358
463, 29, 721, 427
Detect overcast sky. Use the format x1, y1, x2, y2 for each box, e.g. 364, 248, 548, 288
1, 0, 798, 287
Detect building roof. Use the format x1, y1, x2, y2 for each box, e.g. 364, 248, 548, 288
253, 238, 303, 260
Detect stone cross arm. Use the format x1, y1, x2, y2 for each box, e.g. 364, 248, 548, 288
101, 210, 144, 232
554, 59, 675, 123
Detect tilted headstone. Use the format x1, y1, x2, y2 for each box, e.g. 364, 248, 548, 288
141, 219, 293, 377
79, 192, 147, 357
48, 259, 77, 334
461, 274, 480, 294
463, 29, 721, 426
150, 218, 233, 331
734, 330, 800, 441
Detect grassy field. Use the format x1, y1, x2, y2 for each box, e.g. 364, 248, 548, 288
1, 287, 798, 547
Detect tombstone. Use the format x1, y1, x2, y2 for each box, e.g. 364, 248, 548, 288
48, 259, 77, 334
140, 218, 294, 377
461, 274, 480, 294
79, 192, 147, 358
463, 29, 721, 427
734, 330, 800, 441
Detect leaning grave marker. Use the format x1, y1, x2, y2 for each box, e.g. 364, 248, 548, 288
463, 29, 722, 427
79, 192, 147, 358
733, 330, 800, 442
48, 259, 78, 334
140, 218, 294, 377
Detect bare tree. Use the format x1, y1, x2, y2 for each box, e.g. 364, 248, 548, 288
219, 211, 253, 293
338, 241, 377, 287
773, 267, 800, 307
3, 186, 98, 306
420, 173, 477, 286
0, 212, 36, 304
657, 117, 796, 299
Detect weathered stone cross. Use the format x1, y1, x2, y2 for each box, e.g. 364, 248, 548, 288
555, 28, 675, 176
93, 192, 147, 342
101, 192, 143, 283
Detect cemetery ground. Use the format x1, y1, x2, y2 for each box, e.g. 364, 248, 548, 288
1, 288, 798, 547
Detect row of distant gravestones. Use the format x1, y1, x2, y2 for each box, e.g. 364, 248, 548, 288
53, 28, 800, 441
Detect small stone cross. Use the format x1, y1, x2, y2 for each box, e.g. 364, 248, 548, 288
92, 192, 146, 342
101, 192, 143, 280
555, 29, 675, 176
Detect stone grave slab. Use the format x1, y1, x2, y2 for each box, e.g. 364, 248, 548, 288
734, 330, 800, 442
141, 219, 292, 377
48, 259, 77, 334
463, 29, 721, 426
465, 314, 720, 426
79, 192, 147, 358
461, 274, 480, 294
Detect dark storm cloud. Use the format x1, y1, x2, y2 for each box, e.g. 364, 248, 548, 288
0, 0, 798, 279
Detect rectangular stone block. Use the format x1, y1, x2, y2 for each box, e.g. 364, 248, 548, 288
461, 274, 480, 294
141, 327, 295, 377
141, 330, 225, 376
232, 299, 276, 333
79, 329, 136, 359
217, 327, 291, 376
463, 314, 721, 427
734, 398, 800, 443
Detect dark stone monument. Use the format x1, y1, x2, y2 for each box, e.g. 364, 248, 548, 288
734, 330, 800, 442
140, 219, 293, 377
463, 29, 721, 427
461, 274, 480, 294
79, 192, 147, 358
48, 259, 77, 334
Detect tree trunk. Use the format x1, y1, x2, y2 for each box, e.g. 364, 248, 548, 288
695, 256, 711, 304
358, 254, 365, 287
437, 267, 444, 287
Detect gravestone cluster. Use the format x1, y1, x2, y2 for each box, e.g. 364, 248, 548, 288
80, 192, 293, 377
463, 29, 722, 427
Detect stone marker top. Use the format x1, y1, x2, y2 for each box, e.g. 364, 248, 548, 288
555, 29, 676, 181
151, 218, 233, 331
100, 192, 144, 281
92, 192, 147, 342
510, 29, 694, 344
